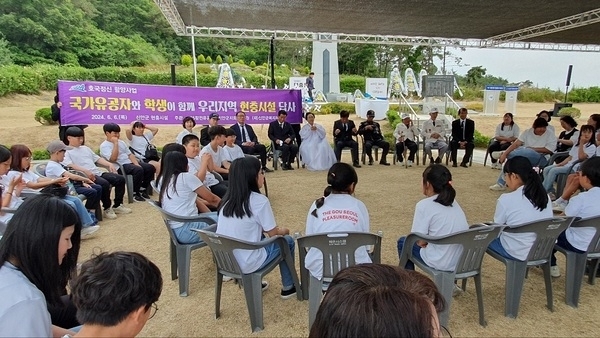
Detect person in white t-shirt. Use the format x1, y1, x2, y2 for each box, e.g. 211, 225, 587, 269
550, 157, 600, 277
490, 118, 557, 191
488, 156, 553, 262
222, 128, 245, 163
488, 113, 520, 169
216, 156, 298, 299
305, 162, 370, 280
199, 126, 230, 179
100, 123, 155, 202
156, 151, 219, 244
176, 116, 198, 145
397, 164, 469, 271
0, 145, 24, 225
126, 121, 160, 173
537, 110, 556, 135
182, 133, 228, 198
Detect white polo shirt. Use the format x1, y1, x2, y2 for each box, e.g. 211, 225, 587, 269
44, 160, 66, 178
216, 192, 276, 273
304, 194, 371, 280
411, 195, 469, 271
564, 187, 600, 251
64, 146, 102, 176
494, 186, 553, 260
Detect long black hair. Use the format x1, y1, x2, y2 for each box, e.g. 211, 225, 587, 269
0, 144, 10, 163
219, 156, 261, 218
576, 124, 595, 147
156, 143, 186, 179
157, 151, 189, 204
423, 164, 455, 206
503, 156, 548, 211
0, 194, 81, 306
501, 113, 515, 131
311, 163, 358, 218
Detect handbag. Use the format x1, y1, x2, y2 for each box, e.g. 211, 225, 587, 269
40, 184, 68, 198
130, 135, 160, 161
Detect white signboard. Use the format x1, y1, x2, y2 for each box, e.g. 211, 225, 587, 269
289, 77, 306, 89
366, 78, 388, 99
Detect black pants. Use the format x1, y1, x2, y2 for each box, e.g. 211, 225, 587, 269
121, 162, 155, 193
292, 124, 302, 148
487, 141, 511, 163
450, 140, 475, 164
48, 294, 79, 329
241, 144, 268, 168
396, 139, 418, 162
335, 140, 359, 164
210, 181, 228, 198
364, 139, 389, 162
74, 183, 102, 210
96, 173, 126, 209
275, 143, 299, 166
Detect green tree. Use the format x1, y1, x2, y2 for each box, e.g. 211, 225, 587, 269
215, 55, 223, 64
197, 54, 205, 63
181, 54, 192, 66
0, 38, 13, 65
249, 60, 256, 68
466, 66, 487, 86
227, 54, 233, 64
206, 56, 212, 63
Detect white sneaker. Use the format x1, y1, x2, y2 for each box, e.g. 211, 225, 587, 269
407, 160, 413, 167
490, 162, 500, 170
552, 201, 567, 212
491, 151, 504, 160
113, 205, 132, 214
452, 284, 463, 297
81, 225, 100, 238
548, 192, 556, 201
103, 208, 117, 219
489, 183, 506, 191
550, 265, 561, 278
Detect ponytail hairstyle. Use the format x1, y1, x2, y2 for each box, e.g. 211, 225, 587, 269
311, 163, 358, 217
422, 164, 455, 206
503, 156, 548, 211
576, 124, 595, 147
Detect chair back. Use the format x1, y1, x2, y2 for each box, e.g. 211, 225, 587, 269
33, 162, 47, 177
571, 216, 600, 255
147, 200, 216, 246
504, 216, 575, 264
297, 232, 382, 279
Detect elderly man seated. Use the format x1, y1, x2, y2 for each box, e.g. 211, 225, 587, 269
358, 110, 390, 165
421, 108, 448, 165
393, 113, 419, 166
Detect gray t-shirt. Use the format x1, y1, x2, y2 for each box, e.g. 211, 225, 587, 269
306, 76, 314, 90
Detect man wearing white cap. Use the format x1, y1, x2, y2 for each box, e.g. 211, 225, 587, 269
393, 113, 420, 166
421, 108, 448, 164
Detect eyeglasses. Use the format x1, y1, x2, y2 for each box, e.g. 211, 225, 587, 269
23, 157, 31, 161
148, 303, 158, 319
440, 325, 452, 338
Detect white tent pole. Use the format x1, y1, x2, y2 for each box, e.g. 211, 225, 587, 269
191, 29, 198, 87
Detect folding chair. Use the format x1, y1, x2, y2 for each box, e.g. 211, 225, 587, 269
483, 139, 494, 167
297, 232, 382, 328
147, 200, 217, 297
270, 140, 300, 170
554, 215, 600, 307
193, 229, 302, 332
486, 216, 575, 318
359, 135, 380, 165
446, 136, 473, 166
399, 225, 503, 327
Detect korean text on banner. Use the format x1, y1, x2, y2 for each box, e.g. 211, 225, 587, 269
57, 80, 303, 125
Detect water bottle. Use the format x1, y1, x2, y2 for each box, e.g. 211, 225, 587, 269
66, 181, 78, 196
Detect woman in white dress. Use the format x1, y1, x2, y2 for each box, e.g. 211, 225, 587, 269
299, 113, 337, 171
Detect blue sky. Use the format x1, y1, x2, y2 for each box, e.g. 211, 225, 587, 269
438, 47, 600, 90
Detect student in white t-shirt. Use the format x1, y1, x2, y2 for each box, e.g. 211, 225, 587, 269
305, 163, 370, 280
176, 116, 198, 145
182, 133, 228, 198
126, 121, 160, 173
550, 157, 600, 277
397, 164, 469, 271
222, 128, 245, 163
199, 126, 230, 179
488, 156, 553, 262
216, 156, 298, 299
0, 145, 24, 225
156, 151, 219, 244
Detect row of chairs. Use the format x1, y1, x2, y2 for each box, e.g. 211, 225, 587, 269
399, 216, 600, 328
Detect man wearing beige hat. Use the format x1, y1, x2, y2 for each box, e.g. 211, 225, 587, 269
421, 108, 448, 164
393, 113, 420, 166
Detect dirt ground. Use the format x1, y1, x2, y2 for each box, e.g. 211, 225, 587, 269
2, 92, 600, 337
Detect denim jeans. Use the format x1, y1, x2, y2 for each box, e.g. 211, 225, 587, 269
497, 147, 548, 185
172, 212, 218, 244
257, 235, 295, 289
551, 231, 584, 266
488, 237, 519, 260
542, 164, 572, 193
397, 236, 423, 270
62, 195, 94, 227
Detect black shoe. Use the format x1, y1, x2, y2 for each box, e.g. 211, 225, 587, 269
429, 158, 434, 165
460, 162, 468, 168
141, 191, 150, 199
133, 193, 145, 202
368, 160, 373, 165
280, 286, 296, 299
287, 164, 294, 170
262, 167, 274, 173
435, 157, 442, 164
353, 162, 362, 168
380, 161, 390, 166
282, 164, 290, 171
452, 162, 458, 168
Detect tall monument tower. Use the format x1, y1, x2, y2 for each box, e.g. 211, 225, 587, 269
311, 35, 340, 94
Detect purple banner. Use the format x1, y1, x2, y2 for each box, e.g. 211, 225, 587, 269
57, 80, 303, 125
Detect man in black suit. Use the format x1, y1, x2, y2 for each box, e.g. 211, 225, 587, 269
230, 111, 273, 172
358, 110, 390, 165
450, 107, 475, 168
268, 110, 299, 170
333, 110, 361, 168
200, 113, 220, 146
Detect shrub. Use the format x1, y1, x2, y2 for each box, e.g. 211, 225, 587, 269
32, 149, 50, 160
197, 54, 205, 63
446, 107, 458, 119
317, 103, 356, 115
215, 55, 223, 64
206, 56, 213, 63
340, 75, 365, 93
249, 60, 256, 68
383, 131, 396, 151
558, 107, 581, 119
181, 55, 193, 66
474, 130, 491, 148
227, 55, 233, 64
386, 109, 401, 129
34, 108, 57, 125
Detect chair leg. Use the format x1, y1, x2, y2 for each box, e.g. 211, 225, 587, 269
170, 241, 178, 281
242, 274, 264, 332
504, 261, 527, 318
300, 261, 310, 301
588, 258, 600, 285
262, 177, 269, 197
432, 273, 455, 328
565, 252, 587, 307
541, 263, 554, 312
308, 275, 323, 328
126, 175, 134, 204
215, 271, 223, 319
474, 274, 487, 326
176, 246, 192, 297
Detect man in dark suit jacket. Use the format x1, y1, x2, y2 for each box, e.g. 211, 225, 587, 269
230, 111, 273, 172
200, 113, 220, 146
450, 108, 475, 167
333, 110, 361, 168
268, 110, 299, 170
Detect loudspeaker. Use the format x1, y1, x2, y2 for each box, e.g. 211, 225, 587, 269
566, 65, 573, 87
